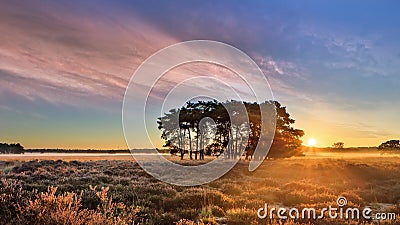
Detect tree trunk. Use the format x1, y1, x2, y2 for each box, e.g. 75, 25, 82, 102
189, 129, 193, 160
200, 132, 204, 160
235, 128, 238, 159
195, 129, 199, 160
180, 129, 186, 160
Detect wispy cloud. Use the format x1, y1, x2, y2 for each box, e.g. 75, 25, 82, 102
298, 25, 400, 78
0, 1, 177, 108
335, 122, 392, 139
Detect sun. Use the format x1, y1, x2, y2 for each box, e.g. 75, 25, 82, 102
307, 138, 317, 147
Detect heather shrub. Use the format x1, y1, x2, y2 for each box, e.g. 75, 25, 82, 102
175, 219, 207, 225
164, 190, 205, 210
177, 208, 200, 221
17, 187, 103, 225
208, 205, 225, 217
226, 207, 256, 224
17, 186, 140, 225
282, 190, 311, 206
221, 183, 243, 196
2, 158, 400, 224
0, 179, 36, 224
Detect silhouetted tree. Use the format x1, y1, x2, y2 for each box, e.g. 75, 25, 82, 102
263, 101, 304, 158
378, 140, 400, 150
332, 142, 345, 149
158, 100, 304, 159
0, 143, 24, 154
157, 109, 188, 159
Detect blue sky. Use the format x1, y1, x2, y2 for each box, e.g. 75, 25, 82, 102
0, 0, 399, 148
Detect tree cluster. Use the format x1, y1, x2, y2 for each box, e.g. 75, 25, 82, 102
157, 100, 304, 159
332, 142, 345, 149
0, 143, 24, 154
378, 140, 400, 150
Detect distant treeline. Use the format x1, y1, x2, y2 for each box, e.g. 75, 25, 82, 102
26, 149, 130, 154
0, 143, 24, 154
25, 148, 170, 154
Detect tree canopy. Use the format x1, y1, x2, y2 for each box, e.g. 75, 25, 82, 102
332, 142, 345, 149
0, 143, 24, 154
157, 100, 304, 159
378, 140, 400, 150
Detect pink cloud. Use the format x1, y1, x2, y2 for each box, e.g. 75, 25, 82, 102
0, 1, 178, 107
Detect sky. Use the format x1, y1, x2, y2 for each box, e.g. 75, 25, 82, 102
1, 0, 400, 149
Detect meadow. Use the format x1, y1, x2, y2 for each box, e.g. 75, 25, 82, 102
1, 150, 400, 224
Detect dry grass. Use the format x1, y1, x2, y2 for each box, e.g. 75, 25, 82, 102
1, 153, 400, 224
0, 153, 218, 162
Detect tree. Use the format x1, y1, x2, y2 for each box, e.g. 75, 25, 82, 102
264, 101, 304, 158
332, 142, 344, 149
158, 100, 232, 160
157, 100, 304, 159
0, 143, 24, 154
378, 140, 400, 150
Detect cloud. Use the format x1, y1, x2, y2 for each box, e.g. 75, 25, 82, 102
248, 54, 315, 105
298, 25, 400, 78
336, 122, 391, 139
0, 1, 178, 108
0, 1, 312, 110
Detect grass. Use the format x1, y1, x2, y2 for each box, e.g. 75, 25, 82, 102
1, 152, 400, 224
